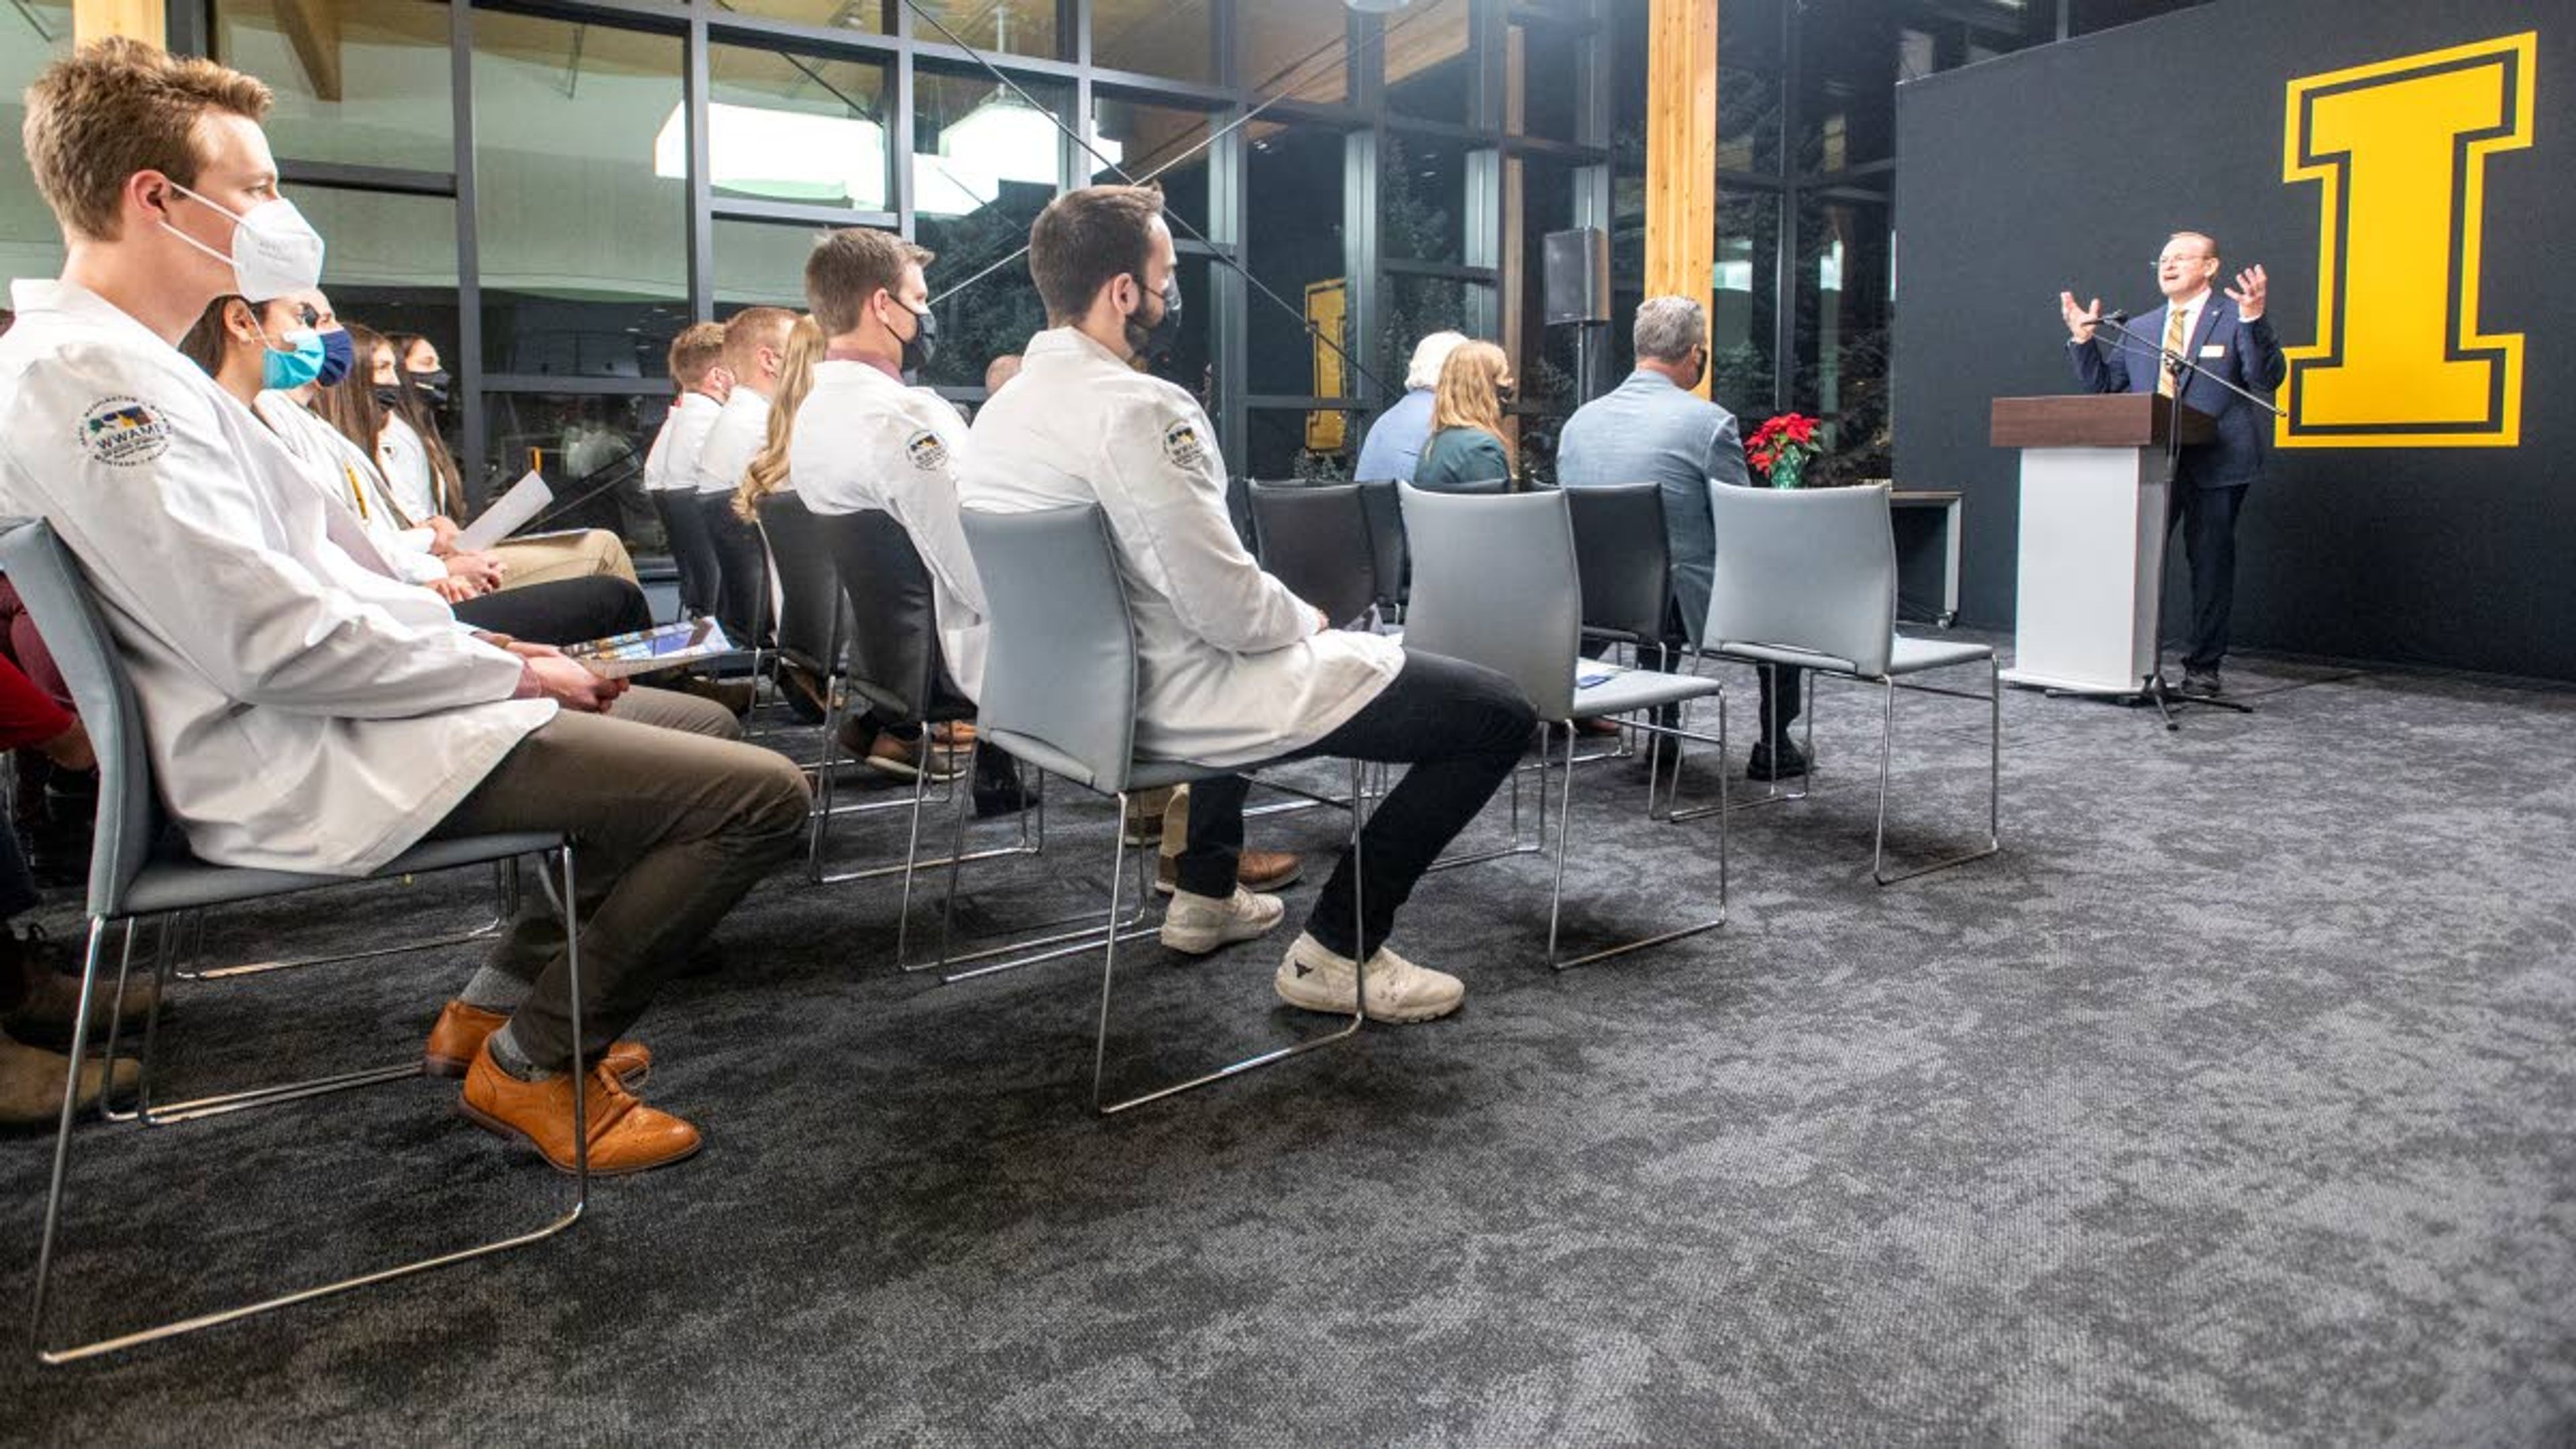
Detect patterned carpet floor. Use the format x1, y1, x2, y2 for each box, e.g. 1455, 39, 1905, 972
2, 641, 2571, 1447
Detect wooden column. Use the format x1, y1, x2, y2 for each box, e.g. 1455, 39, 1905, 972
1644, 0, 1718, 397
73, 0, 166, 45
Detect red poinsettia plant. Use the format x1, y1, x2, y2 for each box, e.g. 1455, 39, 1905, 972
1746, 412, 1822, 488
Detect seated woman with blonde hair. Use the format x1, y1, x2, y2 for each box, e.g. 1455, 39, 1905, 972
1411, 339, 1517, 492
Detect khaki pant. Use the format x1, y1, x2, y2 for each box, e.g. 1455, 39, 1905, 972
427, 686, 809, 1068
490, 529, 639, 592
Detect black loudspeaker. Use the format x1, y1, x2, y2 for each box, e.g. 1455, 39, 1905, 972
1542, 227, 1611, 326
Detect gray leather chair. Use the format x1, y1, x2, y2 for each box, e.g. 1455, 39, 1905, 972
0, 518, 584, 1363
1397, 484, 1730, 969
959, 502, 1367, 1113
1691, 483, 2000, 884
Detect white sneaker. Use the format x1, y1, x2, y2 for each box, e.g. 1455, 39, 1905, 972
1275, 932, 1464, 1024
1159, 886, 1286, 955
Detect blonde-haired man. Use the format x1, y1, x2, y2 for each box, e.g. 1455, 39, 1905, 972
1, 40, 808, 1173
643, 321, 733, 621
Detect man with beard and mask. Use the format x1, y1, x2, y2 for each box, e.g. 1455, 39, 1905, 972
959, 184, 1535, 1022
1554, 296, 1809, 781
2, 40, 808, 1173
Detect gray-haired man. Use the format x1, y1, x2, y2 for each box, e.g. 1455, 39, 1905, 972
1556, 296, 1807, 778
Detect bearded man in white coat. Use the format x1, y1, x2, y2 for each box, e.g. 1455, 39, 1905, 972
959, 184, 1536, 1023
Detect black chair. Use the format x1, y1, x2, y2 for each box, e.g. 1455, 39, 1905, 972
1246, 482, 1380, 629
1564, 482, 1678, 670
810, 508, 1037, 932
1222, 474, 1258, 553
754, 491, 853, 743
1354, 479, 1408, 616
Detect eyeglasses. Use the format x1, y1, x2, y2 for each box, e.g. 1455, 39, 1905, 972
2155, 256, 2215, 268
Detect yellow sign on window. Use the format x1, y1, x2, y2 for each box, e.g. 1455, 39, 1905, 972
1305, 278, 1348, 454
2279, 32, 2535, 448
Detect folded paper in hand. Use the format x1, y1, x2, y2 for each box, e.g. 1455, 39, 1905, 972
454, 470, 553, 553
559, 618, 734, 678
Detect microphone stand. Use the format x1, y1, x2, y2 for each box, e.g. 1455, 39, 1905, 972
2075, 307, 2283, 729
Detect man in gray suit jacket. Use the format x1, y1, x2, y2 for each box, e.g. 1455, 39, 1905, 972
1558, 297, 1807, 779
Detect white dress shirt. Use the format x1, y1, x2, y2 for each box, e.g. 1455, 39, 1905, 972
694, 388, 771, 497
646, 390, 724, 493
790, 358, 988, 700
959, 327, 1399, 769
0, 279, 551, 875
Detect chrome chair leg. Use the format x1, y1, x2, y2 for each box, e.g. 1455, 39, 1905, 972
30, 845, 588, 1364
1553, 699, 1729, 971
1094, 762, 1368, 1115
1870, 656, 2002, 886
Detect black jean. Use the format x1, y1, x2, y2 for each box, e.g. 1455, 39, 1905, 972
451, 575, 653, 645
1178, 650, 1537, 960
2167, 481, 2245, 672
698, 492, 771, 649
653, 489, 720, 619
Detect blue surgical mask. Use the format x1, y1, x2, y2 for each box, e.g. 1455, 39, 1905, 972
256, 321, 327, 391
314, 327, 356, 387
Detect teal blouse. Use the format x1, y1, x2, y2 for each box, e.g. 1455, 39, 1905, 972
1412, 427, 1513, 492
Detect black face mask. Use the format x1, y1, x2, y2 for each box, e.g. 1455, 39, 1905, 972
372, 384, 407, 413
409, 368, 451, 409
1123, 276, 1183, 362
1682, 346, 1707, 392
896, 302, 939, 375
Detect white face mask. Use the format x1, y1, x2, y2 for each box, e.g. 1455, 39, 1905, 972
162, 182, 325, 303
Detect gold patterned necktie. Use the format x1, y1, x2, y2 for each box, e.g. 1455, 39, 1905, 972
2158, 303, 2189, 398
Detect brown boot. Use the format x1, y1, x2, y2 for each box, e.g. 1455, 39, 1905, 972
0, 1031, 139, 1130
1156, 848, 1303, 897
456, 1041, 700, 1175
0, 925, 158, 1053
423, 1000, 650, 1087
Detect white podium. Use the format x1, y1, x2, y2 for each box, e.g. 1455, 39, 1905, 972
1988, 394, 2214, 695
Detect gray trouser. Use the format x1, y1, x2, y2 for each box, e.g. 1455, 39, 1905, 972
427, 686, 810, 1069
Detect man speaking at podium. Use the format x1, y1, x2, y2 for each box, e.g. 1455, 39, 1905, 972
2057, 232, 2285, 699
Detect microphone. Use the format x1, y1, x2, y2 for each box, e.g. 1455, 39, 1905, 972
2094, 309, 2130, 325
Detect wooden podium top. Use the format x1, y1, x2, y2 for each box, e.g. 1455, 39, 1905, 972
1990, 394, 2216, 449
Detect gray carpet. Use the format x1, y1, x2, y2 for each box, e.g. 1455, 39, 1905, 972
3, 643, 2573, 1448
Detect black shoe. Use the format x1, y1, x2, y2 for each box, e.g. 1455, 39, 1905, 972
1746, 737, 1810, 782
2178, 668, 2223, 699
777, 663, 830, 724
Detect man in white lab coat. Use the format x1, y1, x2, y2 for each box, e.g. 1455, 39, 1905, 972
961, 185, 1537, 1023
788, 226, 1301, 879
694, 307, 794, 647
642, 321, 729, 621
3, 40, 809, 1174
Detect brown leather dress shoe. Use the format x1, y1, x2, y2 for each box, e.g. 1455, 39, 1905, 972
423, 1000, 650, 1088
1155, 848, 1303, 896
457, 1041, 702, 1175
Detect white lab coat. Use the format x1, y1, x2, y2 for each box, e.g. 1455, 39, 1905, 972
644, 390, 722, 492
790, 359, 987, 700
959, 327, 1399, 769
694, 389, 770, 497
376, 410, 441, 521
252, 390, 447, 586
0, 280, 551, 875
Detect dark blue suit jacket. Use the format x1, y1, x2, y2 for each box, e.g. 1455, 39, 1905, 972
2068, 294, 2287, 489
